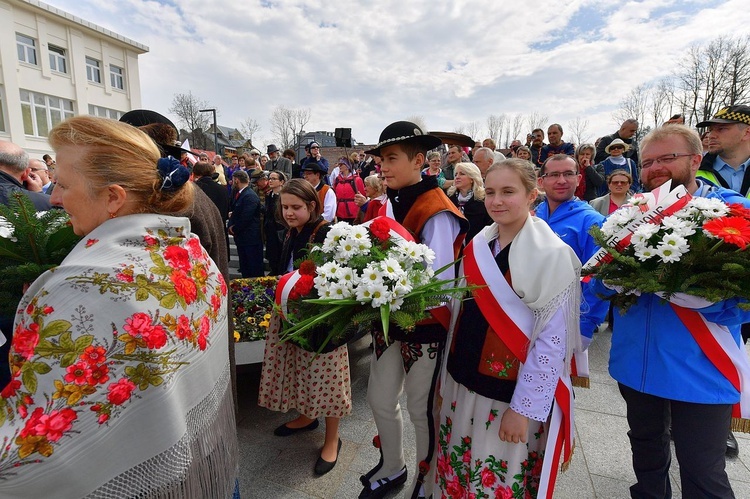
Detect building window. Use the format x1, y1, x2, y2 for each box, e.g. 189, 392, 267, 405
20, 90, 75, 137
86, 56, 101, 83
110, 65, 125, 90
88, 104, 122, 121
48, 45, 67, 74
16, 33, 37, 65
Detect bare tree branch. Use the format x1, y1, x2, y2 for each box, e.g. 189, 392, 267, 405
525, 112, 549, 133
270, 106, 312, 150
567, 116, 591, 146
486, 114, 506, 147
168, 91, 212, 133
239, 118, 261, 144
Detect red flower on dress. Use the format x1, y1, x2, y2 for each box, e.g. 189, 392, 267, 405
218, 273, 227, 296
494, 486, 513, 499
369, 218, 391, 242
42, 306, 54, 315
107, 378, 136, 405
703, 216, 750, 249
176, 315, 192, 340
299, 260, 317, 276
445, 475, 464, 499
20, 407, 77, 442
164, 245, 192, 272
171, 270, 198, 304
1, 378, 21, 398
116, 271, 134, 283
12, 323, 40, 360
480, 467, 496, 488
186, 237, 204, 260
437, 453, 452, 478
80, 345, 107, 366
197, 316, 210, 351
98, 413, 110, 424
143, 325, 168, 349
462, 449, 471, 463
85, 239, 99, 247
211, 294, 222, 314
65, 362, 92, 385
144, 235, 158, 247
124, 312, 168, 349
86, 363, 110, 386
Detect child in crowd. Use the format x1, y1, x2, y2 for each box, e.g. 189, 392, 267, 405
438, 159, 581, 498
359, 121, 468, 499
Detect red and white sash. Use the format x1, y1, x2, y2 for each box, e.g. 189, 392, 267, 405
671, 304, 750, 428
464, 234, 575, 499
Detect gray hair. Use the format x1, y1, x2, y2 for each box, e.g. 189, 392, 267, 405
0, 141, 30, 173
473, 147, 494, 164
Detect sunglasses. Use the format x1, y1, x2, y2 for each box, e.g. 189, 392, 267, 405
610, 180, 630, 186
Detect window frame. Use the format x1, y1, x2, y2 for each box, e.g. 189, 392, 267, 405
85, 56, 102, 84
88, 104, 123, 121
110, 64, 125, 90
16, 33, 38, 65
20, 90, 75, 137
48, 44, 67, 74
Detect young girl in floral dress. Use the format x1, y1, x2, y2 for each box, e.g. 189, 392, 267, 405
258, 179, 351, 476
437, 159, 581, 498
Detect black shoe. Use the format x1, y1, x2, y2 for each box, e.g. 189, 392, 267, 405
727, 430, 739, 458
358, 466, 408, 499
273, 418, 319, 437
314, 439, 342, 476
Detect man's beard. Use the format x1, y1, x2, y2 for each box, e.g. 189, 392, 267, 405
643, 167, 691, 192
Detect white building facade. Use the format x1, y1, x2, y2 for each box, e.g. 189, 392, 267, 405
0, 0, 148, 156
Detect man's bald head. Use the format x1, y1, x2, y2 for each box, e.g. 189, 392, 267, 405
0, 140, 29, 174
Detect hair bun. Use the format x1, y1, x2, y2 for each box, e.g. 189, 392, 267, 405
157, 157, 190, 191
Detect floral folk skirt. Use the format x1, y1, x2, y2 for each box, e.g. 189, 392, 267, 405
258, 313, 352, 419
436, 374, 548, 499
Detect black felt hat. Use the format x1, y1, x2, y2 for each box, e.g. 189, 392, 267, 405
301, 161, 325, 174
119, 109, 191, 158
365, 121, 442, 156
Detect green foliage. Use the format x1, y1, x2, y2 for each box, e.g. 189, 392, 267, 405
0, 192, 80, 316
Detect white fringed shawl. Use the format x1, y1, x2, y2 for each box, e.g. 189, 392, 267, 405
0, 215, 237, 498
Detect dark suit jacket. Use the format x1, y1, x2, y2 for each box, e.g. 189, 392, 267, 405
228, 187, 262, 246
0, 170, 53, 211
195, 176, 230, 225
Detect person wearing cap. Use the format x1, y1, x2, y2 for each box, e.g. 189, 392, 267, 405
266, 144, 293, 179
359, 121, 468, 499
696, 105, 750, 199
594, 138, 640, 196
228, 169, 263, 278
592, 124, 750, 498
301, 161, 336, 222
696, 104, 750, 457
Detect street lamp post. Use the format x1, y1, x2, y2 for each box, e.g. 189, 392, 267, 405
199, 108, 218, 157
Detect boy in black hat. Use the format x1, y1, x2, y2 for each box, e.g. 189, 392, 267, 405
359, 121, 468, 499
301, 161, 337, 222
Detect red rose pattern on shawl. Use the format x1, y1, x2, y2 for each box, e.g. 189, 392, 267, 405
0, 222, 226, 476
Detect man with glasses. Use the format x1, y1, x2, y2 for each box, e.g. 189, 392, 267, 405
595, 124, 750, 497
535, 154, 608, 362
29, 159, 53, 194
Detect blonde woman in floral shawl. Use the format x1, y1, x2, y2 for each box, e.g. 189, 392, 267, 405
438, 159, 581, 499
0, 116, 238, 498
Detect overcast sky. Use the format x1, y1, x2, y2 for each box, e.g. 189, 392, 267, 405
48, 0, 750, 147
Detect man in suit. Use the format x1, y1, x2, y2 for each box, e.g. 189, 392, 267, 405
228, 170, 263, 278
193, 161, 229, 226
266, 144, 293, 179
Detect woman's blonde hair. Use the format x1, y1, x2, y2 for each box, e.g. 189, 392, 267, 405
48, 116, 193, 214
364, 174, 384, 195
447, 162, 486, 200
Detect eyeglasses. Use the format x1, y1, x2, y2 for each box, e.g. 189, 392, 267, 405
610, 180, 630, 186
641, 153, 695, 169
310, 146, 320, 150
541, 171, 578, 180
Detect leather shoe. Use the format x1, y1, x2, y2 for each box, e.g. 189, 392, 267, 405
358, 466, 408, 499
727, 430, 739, 458
314, 439, 342, 475
273, 418, 319, 437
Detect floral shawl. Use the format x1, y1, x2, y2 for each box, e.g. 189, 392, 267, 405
0, 215, 238, 498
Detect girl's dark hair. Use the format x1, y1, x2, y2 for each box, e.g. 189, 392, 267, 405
277, 178, 321, 226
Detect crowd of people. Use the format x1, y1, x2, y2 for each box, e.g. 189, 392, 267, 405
0, 104, 749, 497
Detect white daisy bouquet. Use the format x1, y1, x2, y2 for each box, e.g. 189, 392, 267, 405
584, 182, 750, 310
277, 217, 468, 353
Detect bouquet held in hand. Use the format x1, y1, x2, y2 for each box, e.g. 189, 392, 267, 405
584, 180, 750, 310
276, 217, 468, 353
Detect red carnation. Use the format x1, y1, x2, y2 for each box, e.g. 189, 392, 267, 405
294, 275, 315, 297
369, 219, 391, 241
299, 260, 317, 276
